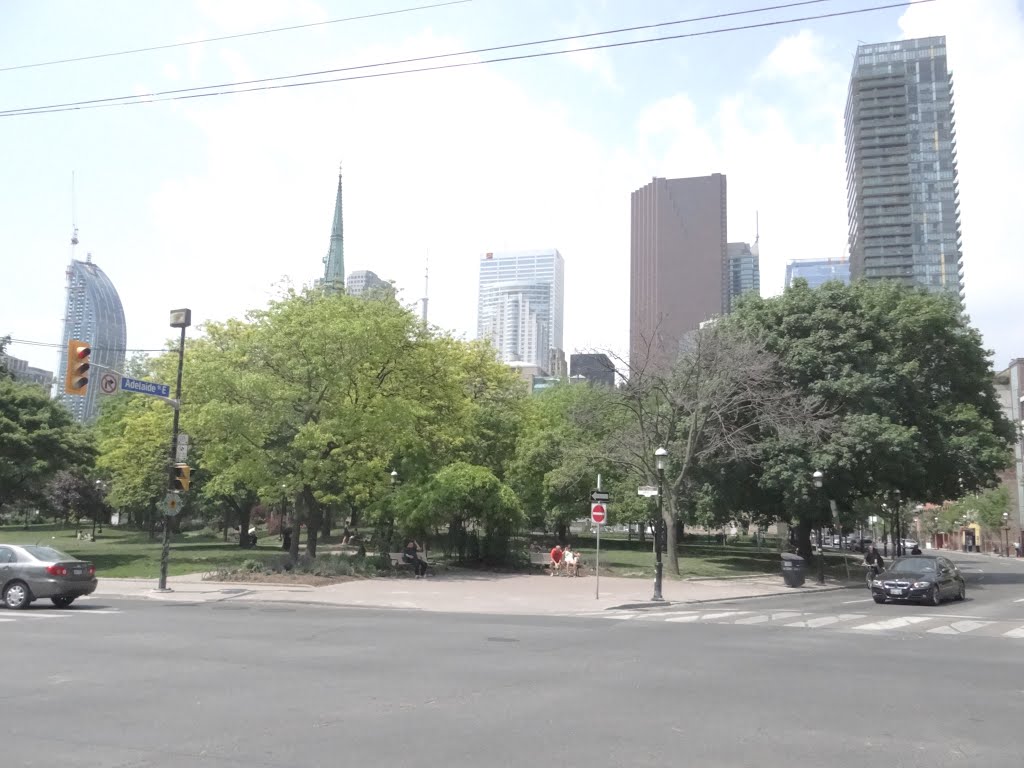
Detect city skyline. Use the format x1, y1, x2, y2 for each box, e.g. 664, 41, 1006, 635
3, 2, 1021, 376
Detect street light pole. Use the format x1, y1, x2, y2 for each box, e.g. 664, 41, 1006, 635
1003, 512, 1010, 557
812, 470, 825, 585
158, 308, 191, 592
652, 447, 667, 602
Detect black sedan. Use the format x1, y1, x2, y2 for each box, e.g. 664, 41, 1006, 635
870, 554, 966, 605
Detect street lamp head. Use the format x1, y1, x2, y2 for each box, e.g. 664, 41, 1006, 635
169, 308, 192, 329
812, 470, 823, 488
654, 446, 667, 471
390, 469, 399, 484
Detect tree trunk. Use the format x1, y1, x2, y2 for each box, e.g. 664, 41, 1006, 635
795, 519, 813, 561
349, 505, 360, 530
556, 522, 568, 546
321, 507, 332, 541
222, 505, 229, 542
237, 506, 251, 548
305, 493, 321, 558
665, 506, 679, 575
638, 521, 646, 544
148, 507, 156, 541
289, 493, 301, 563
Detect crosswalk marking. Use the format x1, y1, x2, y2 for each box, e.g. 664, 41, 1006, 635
927, 620, 992, 635
1003, 627, 1024, 638
734, 614, 770, 625
852, 616, 933, 631
1, 608, 121, 622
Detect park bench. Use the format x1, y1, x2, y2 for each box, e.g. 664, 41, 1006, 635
388, 552, 433, 575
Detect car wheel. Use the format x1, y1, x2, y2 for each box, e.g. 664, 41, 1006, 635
955, 581, 966, 601
928, 585, 941, 606
873, 595, 886, 604
3, 581, 32, 610
51, 596, 76, 608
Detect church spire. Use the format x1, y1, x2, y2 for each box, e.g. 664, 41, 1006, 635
321, 163, 345, 294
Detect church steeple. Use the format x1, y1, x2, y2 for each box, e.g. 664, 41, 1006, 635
321, 163, 345, 294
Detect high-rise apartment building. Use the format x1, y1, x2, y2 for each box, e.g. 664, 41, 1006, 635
319, 166, 345, 295
56, 256, 127, 422
726, 241, 760, 312
845, 36, 963, 300
785, 258, 851, 289
630, 174, 727, 369
477, 249, 564, 374
0, 353, 54, 391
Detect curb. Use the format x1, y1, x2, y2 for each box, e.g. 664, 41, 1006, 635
608, 584, 847, 611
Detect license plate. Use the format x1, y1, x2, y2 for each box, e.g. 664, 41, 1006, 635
889, 588, 904, 596
72, 569, 83, 575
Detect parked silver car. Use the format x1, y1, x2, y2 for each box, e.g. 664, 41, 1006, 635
0, 544, 97, 609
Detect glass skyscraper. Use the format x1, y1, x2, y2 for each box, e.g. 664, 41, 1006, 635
477, 249, 564, 374
56, 256, 127, 422
844, 36, 963, 301
726, 241, 760, 312
785, 258, 851, 289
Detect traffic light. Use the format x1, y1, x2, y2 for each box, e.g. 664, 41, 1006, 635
173, 464, 191, 492
64, 340, 91, 395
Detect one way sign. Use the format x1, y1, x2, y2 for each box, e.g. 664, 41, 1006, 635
590, 490, 609, 502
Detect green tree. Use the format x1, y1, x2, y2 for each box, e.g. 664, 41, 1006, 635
726, 280, 1016, 558
0, 377, 95, 513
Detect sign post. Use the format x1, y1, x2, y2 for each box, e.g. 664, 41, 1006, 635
591, 476, 607, 599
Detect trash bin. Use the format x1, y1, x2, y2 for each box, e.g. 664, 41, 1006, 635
781, 553, 806, 588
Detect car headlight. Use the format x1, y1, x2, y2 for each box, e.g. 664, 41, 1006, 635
913, 581, 932, 588
871, 579, 882, 587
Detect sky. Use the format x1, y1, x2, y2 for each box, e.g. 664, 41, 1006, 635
2, 0, 1022, 377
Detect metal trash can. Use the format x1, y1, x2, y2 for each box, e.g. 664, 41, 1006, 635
781, 553, 806, 588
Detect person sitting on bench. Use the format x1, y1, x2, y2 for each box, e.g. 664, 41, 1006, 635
563, 545, 581, 577
549, 544, 564, 575
403, 539, 428, 578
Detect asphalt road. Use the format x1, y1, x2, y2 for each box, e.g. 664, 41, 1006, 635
3, 552, 1023, 768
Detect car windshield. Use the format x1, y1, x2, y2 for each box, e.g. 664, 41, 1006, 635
21, 546, 74, 563
886, 558, 936, 575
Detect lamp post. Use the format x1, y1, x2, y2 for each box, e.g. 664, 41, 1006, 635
93, 479, 106, 539
934, 515, 939, 550
812, 470, 825, 585
1003, 511, 1010, 557
652, 447, 667, 602
158, 308, 191, 592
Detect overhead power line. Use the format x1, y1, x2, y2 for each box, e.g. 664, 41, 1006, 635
0, 0, 473, 73
2, 0, 839, 116
8, 338, 169, 354
2, 0, 936, 118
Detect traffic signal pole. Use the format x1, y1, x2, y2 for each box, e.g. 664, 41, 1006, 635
158, 313, 190, 591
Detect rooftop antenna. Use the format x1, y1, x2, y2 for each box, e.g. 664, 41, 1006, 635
421, 251, 429, 322
70, 171, 79, 254
752, 211, 760, 257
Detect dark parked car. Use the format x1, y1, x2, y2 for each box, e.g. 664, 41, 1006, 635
870, 554, 965, 605
0, 544, 97, 609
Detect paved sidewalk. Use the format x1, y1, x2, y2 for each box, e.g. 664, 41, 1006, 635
93, 571, 842, 616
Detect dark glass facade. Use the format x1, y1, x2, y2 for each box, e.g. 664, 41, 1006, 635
785, 258, 851, 289
845, 36, 963, 301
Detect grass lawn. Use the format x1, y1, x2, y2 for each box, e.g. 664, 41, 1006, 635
0, 524, 283, 578
569, 534, 860, 581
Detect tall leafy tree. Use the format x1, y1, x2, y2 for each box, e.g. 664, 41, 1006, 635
0, 377, 95, 513
726, 280, 1016, 557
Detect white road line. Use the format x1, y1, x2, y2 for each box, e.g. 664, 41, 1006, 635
852, 616, 932, 631
734, 615, 770, 625
842, 599, 873, 605
13, 612, 72, 619
700, 611, 749, 621
665, 613, 703, 623
1014, 598, 1024, 604
927, 620, 993, 635
1003, 627, 1024, 639
770, 611, 802, 621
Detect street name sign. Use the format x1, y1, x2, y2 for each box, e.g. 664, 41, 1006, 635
590, 490, 609, 503
637, 485, 659, 497
121, 376, 171, 399
591, 502, 607, 525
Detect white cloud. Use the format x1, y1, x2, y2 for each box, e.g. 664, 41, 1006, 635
756, 29, 828, 80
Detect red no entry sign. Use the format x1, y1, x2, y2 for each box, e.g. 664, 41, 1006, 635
591, 502, 606, 525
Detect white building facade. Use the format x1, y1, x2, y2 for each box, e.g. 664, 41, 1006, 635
476, 249, 564, 374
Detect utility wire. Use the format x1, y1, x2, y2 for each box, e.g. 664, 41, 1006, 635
2, 0, 936, 118
0, 0, 473, 73
8, 338, 170, 353
2, 0, 838, 116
